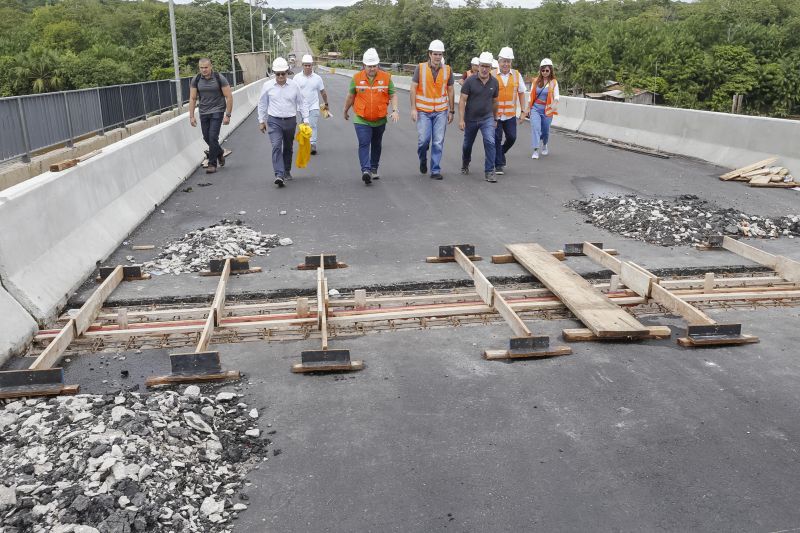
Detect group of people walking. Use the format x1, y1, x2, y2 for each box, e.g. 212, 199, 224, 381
189, 40, 559, 187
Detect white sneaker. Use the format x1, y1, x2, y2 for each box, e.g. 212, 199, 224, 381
542, 144, 549, 156
531, 150, 539, 159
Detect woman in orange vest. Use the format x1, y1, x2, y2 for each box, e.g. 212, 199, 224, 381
343, 48, 400, 185
525, 58, 560, 159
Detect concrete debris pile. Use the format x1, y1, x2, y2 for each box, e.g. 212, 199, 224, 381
567, 195, 800, 246
0, 387, 270, 533
144, 219, 281, 275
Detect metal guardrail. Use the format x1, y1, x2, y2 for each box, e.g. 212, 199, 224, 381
0, 70, 242, 164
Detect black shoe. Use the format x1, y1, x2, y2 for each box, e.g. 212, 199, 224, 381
461, 164, 469, 175
362, 171, 372, 185
274, 176, 285, 187
485, 171, 497, 183
217, 153, 225, 167
430, 173, 443, 180
311, 144, 317, 155
370, 169, 380, 179
494, 166, 504, 175
420, 159, 427, 174
285, 171, 293, 181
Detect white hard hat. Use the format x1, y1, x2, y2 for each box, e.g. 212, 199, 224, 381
363, 48, 380, 66
540, 58, 554, 67
498, 47, 514, 60
470, 57, 480, 66
492, 59, 498, 69
429, 39, 445, 52
301, 54, 313, 64
478, 51, 493, 65
272, 57, 289, 72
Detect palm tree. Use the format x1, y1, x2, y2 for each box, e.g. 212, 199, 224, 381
11, 46, 66, 94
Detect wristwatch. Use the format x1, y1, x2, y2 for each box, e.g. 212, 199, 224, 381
224, 112, 232, 117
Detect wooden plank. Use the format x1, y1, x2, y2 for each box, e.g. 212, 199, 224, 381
354, 289, 367, 310
492, 288, 531, 338
292, 360, 364, 373
0, 384, 79, 399
296, 297, 310, 317
748, 174, 772, 185
562, 326, 672, 341
722, 237, 800, 282
508, 243, 649, 338
720, 157, 777, 180
741, 167, 772, 178
146, 370, 240, 387
131, 245, 155, 251
212, 259, 231, 327
74, 265, 123, 335
703, 273, 715, 294
649, 283, 714, 326
748, 181, 800, 188
620, 261, 654, 297
582, 242, 622, 273
426, 255, 482, 263
677, 335, 759, 347
196, 310, 216, 353
483, 346, 571, 360
321, 277, 329, 350
29, 320, 77, 370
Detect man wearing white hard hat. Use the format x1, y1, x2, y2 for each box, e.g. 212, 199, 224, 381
458, 51, 500, 182
294, 54, 329, 155
343, 48, 399, 185
493, 47, 527, 175
257, 57, 310, 188
410, 39, 455, 180
460, 57, 479, 85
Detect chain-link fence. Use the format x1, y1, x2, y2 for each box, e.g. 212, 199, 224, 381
0, 70, 242, 164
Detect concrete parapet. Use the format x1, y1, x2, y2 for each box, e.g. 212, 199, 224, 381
0, 163, 33, 192
0, 286, 37, 362
0, 79, 263, 360
555, 96, 800, 173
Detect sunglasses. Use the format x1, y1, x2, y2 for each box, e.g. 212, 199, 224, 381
275, 72, 287, 76
540, 67, 551, 71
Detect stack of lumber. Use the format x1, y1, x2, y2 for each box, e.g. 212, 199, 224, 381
720, 157, 798, 188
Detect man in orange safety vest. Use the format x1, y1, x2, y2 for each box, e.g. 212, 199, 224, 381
493, 46, 527, 175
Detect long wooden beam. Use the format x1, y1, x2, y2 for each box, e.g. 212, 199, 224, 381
196, 258, 230, 353
722, 236, 800, 282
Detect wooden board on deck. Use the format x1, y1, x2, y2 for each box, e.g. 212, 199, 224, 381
720, 157, 777, 180
507, 243, 650, 338
146, 370, 240, 387
677, 335, 759, 347
563, 326, 672, 341
483, 346, 572, 360
291, 360, 364, 373
0, 384, 79, 399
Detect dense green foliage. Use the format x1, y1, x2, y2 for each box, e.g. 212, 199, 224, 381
307, 0, 800, 116
0, 0, 322, 96
1, 0, 798, 116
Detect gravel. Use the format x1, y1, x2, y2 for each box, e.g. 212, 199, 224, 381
567, 195, 800, 246
143, 220, 282, 275
0, 387, 270, 532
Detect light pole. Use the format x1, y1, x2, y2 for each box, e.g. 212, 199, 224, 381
227, 0, 236, 86
265, 11, 283, 61
168, 0, 181, 109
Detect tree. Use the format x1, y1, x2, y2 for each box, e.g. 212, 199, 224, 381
9, 46, 65, 94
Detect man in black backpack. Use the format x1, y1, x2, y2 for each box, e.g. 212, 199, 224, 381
189, 58, 233, 174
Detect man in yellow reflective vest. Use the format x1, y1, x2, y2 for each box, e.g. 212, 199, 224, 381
410, 39, 455, 180
493, 47, 527, 176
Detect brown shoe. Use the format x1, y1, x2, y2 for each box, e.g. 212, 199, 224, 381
206, 165, 217, 174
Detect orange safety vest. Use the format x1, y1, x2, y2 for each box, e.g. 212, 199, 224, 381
531, 79, 558, 117
415, 62, 451, 113
495, 69, 522, 119
353, 69, 392, 122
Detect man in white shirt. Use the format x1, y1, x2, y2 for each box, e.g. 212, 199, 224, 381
294, 54, 329, 155
493, 47, 527, 175
258, 57, 310, 188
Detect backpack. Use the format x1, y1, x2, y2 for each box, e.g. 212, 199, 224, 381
193, 72, 225, 100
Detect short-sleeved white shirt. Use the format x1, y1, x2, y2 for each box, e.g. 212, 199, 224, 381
295, 72, 325, 111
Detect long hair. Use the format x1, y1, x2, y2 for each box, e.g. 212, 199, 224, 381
533, 66, 557, 89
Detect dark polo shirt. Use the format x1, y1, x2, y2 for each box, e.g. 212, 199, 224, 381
460, 74, 499, 122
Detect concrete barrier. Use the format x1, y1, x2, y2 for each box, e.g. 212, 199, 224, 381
555, 95, 800, 173
0, 286, 37, 366
0, 78, 264, 360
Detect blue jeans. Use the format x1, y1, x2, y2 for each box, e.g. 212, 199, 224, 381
308, 109, 320, 144
200, 112, 224, 168
462, 117, 496, 173
494, 118, 517, 168
416, 110, 447, 174
531, 108, 552, 149
354, 123, 386, 173
267, 115, 296, 177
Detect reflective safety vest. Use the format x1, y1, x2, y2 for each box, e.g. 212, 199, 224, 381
531, 79, 558, 117
353, 69, 392, 122
415, 62, 451, 113
495, 69, 523, 120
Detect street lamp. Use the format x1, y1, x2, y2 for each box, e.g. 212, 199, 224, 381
168, 0, 181, 109
264, 11, 283, 60
227, 0, 236, 86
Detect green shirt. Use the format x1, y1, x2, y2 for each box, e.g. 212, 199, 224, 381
349, 75, 396, 126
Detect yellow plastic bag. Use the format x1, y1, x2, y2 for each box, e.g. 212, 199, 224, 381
295, 123, 312, 169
